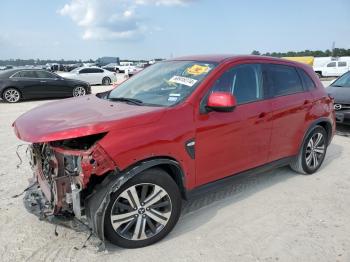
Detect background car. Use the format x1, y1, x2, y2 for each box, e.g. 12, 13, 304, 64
102, 63, 119, 72
58, 66, 116, 85
314, 61, 350, 77
0, 69, 91, 103
327, 71, 350, 124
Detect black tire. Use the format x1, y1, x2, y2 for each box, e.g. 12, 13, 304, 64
2, 88, 21, 103
104, 168, 182, 248
115, 68, 120, 74
290, 126, 328, 175
102, 77, 111, 85
316, 72, 322, 78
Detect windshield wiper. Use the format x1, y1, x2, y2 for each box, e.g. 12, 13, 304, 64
331, 84, 344, 87
108, 97, 144, 105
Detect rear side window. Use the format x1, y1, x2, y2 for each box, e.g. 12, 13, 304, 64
297, 68, 316, 90
211, 64, 263, 104
17, 71, 38, 78
94, 68, 104, 73
36, 70, 57, 78
265, 64, 303, 96
79, 68, 93, 74
338, 62, 347, 67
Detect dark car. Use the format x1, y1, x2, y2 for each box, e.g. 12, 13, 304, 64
0, 69, 91, 103
327, 71, 350, 124
14, 55, 335, 248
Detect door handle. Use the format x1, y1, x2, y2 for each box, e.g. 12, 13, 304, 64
258, 112, 267, 118
40, 80, 47, 83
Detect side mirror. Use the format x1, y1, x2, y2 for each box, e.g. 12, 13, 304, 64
206, 92, 237, 112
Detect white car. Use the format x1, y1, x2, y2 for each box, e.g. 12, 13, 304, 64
314, 61, 350, 77
58, 67, 116, 85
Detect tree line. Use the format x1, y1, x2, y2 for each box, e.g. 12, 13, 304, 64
2, 48, 350, 66
251, 48, 350, 57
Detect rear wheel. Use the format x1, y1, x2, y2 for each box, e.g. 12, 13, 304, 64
316, 72, 322, 78
290, 126, 328, 174
72, 86, 86, 97
104, 168, 182, 248
2, 88, 21, 103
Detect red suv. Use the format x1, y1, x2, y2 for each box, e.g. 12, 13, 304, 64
13, 55, 335, 248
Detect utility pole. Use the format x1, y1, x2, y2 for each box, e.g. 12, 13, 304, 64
332, 41, 336, 57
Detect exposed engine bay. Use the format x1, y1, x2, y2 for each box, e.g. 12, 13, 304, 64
24, 135, 116, 223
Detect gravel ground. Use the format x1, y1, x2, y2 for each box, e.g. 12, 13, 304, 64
0, 81, 349, 262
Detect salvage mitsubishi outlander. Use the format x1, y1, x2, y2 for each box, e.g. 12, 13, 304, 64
13, 55, 336, 248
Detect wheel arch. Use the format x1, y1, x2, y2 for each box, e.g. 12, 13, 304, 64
85, 156, 187, 244
300, 118, 333, 151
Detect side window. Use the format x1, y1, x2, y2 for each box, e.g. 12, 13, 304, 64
338, 62, 347, 67
327, 62, 336, 67
265, 64, 303, 96
211, 64, 263, 104
79, 68, 91, 74
297, 68, 316, 90
20, 71, 38, 78
36, 71, 57, 78
95, 68, 104, 73
11, 72, 22, 78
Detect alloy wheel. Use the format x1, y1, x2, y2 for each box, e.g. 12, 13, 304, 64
3, 89, 20, 103
103, 78, 111, 85
110, 183, 172, 241
73, 86, 86, 97
305, 132, 325, 169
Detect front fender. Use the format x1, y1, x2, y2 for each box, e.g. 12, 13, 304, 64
85, 158, 185, 244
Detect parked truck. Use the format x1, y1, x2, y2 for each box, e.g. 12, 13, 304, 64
313, 60, 350, 77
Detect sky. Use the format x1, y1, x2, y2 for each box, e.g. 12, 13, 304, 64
0, 0, 349, 60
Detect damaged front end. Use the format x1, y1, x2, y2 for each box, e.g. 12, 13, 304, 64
24, 133, 116, 228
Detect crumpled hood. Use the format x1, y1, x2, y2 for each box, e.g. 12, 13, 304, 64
327, 86, 350, 104
13, 95, 164, 143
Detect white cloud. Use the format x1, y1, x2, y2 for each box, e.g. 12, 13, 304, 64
59, 0, 192, 40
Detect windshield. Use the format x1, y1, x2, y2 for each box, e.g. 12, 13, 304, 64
332, 72, 350, 87
107, 61, 217, 106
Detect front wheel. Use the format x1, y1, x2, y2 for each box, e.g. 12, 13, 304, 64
72, 86, 86, 97
102, 77, 111, 85
104, 168, 182, 248
3, 88, 21, 103
290, 126, 328, 174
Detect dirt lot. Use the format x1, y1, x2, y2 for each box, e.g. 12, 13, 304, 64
0, 82, 349, 262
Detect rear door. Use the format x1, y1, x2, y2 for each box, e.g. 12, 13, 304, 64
89, 68, 105, 85
36, 70, 72, 97
265, 64, 313, 161
195, 63, 273, 186
78, 68, 95, 84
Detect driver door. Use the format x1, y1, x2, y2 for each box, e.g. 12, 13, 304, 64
195, 63, 273, 186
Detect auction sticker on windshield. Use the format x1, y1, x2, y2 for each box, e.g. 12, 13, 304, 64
186, 64, 210, 76
169, 76, 198, 87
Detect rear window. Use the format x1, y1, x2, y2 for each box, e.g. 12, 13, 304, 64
265, 64, 303, 96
